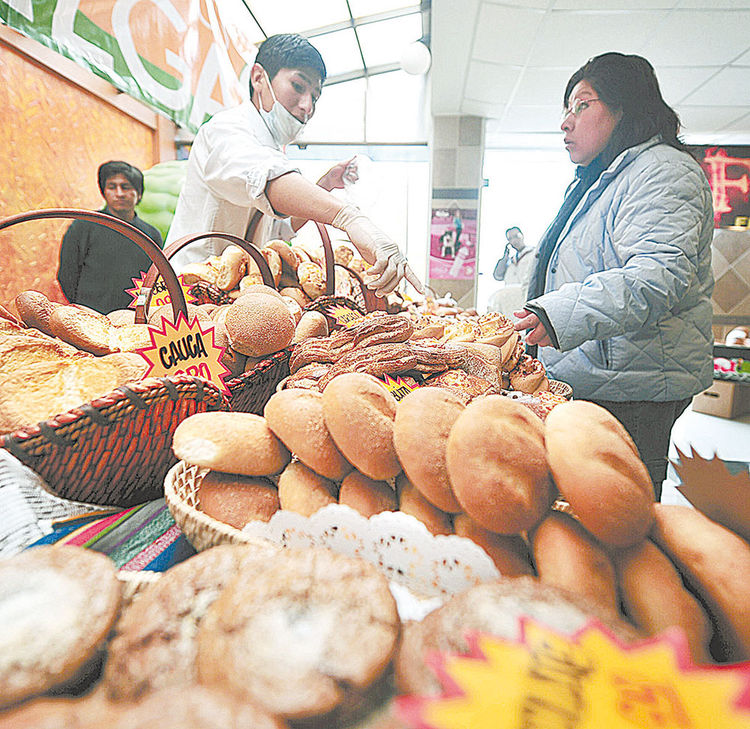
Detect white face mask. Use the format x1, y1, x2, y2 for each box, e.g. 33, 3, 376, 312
257, 68, 307, 147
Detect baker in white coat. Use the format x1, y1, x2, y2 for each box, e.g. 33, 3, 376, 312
168, 33, 421, 296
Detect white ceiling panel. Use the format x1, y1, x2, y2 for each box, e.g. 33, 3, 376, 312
356, 12, 423, 68
496, 105, 565, 133
511, 67, 578, 104
720, 110, 750, 131
552, 0, 676, 8
676, 105, 750, 134
250, 0, 350, 36
682, 66, 750, 105
464, 61, 522, 104
308, 29, 363, 77
347, 0, 421, 18
641, 11, 750, 66
651, 66, 723, 105
472, 4, 546, 66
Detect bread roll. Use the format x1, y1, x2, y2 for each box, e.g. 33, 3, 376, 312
613, 538, 712, 664
211, 322, 246, 378
238, 273, 265, 292
277, 461, 337, 517
545, 400, 654, 548
339, 471, 397, 517
297, 261, 327, 300
261, 247, 283, 287
292, 310, 329, 344
531, 511, 619, 618
214, 245, 248, 291
650, 504, 750, 662
396, 474, 453, 535
107, 308, 136, 326
179, 262, 219, 286
14, 291, 61, 336
147, 302, 212, 328
445, 395, 553, 534
264, 389, 352, 480
48, 305, 115, 355
224, 292, 295, 357
453, 513, 534, 576
322, 373, 400, 481
393, 387, 464, 513
172, 412, 291, 476
100, 351, 149, 382
265, 239, 301, 272
281, 296, 303, 325
198, 471, 280, 528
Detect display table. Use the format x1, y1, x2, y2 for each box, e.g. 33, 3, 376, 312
662, 401, 750, 505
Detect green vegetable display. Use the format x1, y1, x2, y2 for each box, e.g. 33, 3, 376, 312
135, 160, 187, 241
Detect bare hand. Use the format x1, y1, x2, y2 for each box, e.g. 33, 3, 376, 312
317, 157, 358, 191
513, 309, 553, 347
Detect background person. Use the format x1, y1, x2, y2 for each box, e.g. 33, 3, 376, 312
488, 226, 535, 316
57, 160, 163, 314
167, 33, 420, 296
513, 52, 714, 499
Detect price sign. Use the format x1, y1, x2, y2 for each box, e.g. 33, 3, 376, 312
326, 304, 365, 328
381, 374, 420, 402
135, 313, 232, 395
125, 271, 196, 314
397, 620, 750, 729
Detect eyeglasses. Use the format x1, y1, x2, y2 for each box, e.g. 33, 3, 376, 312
561, 98, 601, 122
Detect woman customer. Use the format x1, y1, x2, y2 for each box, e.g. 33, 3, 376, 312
514, 52, 714, 500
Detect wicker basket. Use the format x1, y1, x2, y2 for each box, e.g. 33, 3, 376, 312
0, 209, 229, 506
139, 232, 289, 414
164, 461, 270, 552
548, 379, 573, 400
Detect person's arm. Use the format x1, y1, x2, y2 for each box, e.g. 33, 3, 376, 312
57, 221, 85, 303
525, 158, 711, 352
289, 157, 356, 232
493, 248, 510, 281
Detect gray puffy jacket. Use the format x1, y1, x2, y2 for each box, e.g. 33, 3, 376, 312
529, 137, 714, 402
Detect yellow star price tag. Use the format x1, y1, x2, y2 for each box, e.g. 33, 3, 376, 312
125, 271, 196, 314
381, 374, 420, 402
326, 304, 364, 328
135, 313, 232, 395
397, 619, 750, 729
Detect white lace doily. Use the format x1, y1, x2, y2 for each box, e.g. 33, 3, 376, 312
242, 503, 500, 621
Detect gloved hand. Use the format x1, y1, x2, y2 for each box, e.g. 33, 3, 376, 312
331, 204, 424, 296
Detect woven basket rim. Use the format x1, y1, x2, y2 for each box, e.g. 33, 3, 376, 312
164, 461, 272, 551
223, 347, 291, 392
548, 379, 573, 399
0, 374, 227, 444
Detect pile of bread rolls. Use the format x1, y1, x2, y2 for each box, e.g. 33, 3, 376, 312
177, 240, 368, 308
172, 378, 750, 666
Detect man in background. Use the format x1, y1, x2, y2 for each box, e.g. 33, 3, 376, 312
57, 160, 162, 314
488, 226, 535, 316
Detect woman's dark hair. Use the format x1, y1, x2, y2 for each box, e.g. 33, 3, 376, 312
249, 33, 326, 98
565, 52, 688, 165
97, 160, 144, 198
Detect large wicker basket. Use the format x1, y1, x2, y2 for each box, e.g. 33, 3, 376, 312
140, 232, 290, 414
0, 209, 229, 506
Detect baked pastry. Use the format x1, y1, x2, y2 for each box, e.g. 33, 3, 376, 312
198, 471, 280, 528
0, 546, 122, 709
196, 547, 400, 722
322, 373, 401, 481
446, 395, 553, 534
224, 292, 295, 357
104, 543, 278, 702
425, 369, 494, 399
396, 474, 453, 536
14, 290, 60, 336
277, 461, 338, 517
172, 411, 291, 476
393, 387, 464, 513
297, 261, 327, 300
261, 247, 283, 287
292, 310, 329, 344
544, 400, 654, 547
264, 389, 352, 480
339, 470, 398, 517
508, 354, 549, 394
214, 245, 248, 291
453, 513, 534, 576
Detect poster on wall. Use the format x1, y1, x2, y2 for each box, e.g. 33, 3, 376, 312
428, 204, 477, 280
0, 0, 259, 132
689, 145, 750, 229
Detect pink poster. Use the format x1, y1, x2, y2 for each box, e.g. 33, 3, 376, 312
428, 205, 477, 279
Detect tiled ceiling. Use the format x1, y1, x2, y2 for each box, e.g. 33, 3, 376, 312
431, 0, 750, 148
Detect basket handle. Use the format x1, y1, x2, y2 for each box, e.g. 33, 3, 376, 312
138, 232, 275, 323
0, 208, 187, 323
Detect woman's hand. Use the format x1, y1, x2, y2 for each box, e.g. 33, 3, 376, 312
513, 309, 553, 347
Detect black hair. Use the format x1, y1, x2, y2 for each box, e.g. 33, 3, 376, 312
505, 226, 522, 237
564, 52, 688, 166
249, 33, 326, 99
97, 160, 144, 199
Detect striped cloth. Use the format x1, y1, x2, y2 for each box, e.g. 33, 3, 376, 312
28, 498, 196, 572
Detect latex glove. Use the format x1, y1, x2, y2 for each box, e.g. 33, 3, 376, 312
331, 204, 424, 296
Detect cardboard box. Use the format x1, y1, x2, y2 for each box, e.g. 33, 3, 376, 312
692, 379, 750, 419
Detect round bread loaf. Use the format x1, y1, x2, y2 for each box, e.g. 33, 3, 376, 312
14, 290, 59, 336
396, 473, 453, 536
393, 387, 464, 513
322, 373, 400, 481
453, 513, 534, 576
0, 546, 122, 709
104, 544, 278, 702
196, 547, 400, 721
147, 302, 212, 327
281, 296, 303, 325
198, 471, 280, 528
224, 292, 295, 357
339, 471, 397, 517
172, 412, 290, 476
277, 461, 337, 517
445, 395, 553, 534
264, 389, 352, 480
279, 287, 310, 308
292, 310, 329, 344
544, 400, 654, 548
